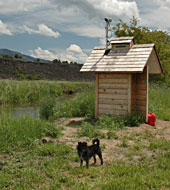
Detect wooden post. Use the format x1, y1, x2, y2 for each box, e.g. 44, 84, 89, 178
128, 74, 132, 115
95, 73, 99, 118
146, 66, 149, 122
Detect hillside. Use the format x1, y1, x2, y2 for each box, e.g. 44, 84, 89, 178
0, 57, 94, 81
0, 49, 50, 62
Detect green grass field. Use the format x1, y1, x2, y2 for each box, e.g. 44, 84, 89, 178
0, 115, 170, 189
0, 80, 170, 189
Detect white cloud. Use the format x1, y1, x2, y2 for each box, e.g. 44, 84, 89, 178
51, 0, 139, 20
66, 44, 83, 54
38, 24, 60, 38
70, 25, 105, 38
0, 20, 12, 35
30, 44, 88, 63
57, 44, 89, 63
0, 0, 49, 14
156, 0, 170, 7
89, 0, 139, 18
23, 24, 60, 38
64, 44, 88, 63
30, 47, 58, 60
139, 0, 170, 30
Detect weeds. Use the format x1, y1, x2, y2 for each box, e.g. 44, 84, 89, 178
77, 122, 105, 139
53, 90, 95, 119
107, 130, 119, 139
0, 114, 62, 153
0, 80, 93, 105
149, 83, 170, 120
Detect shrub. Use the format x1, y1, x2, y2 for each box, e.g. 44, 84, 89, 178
53, 90, 95, 119
40, 98, 56, 120
96, 115, 124, 129
123, 113, 145, 127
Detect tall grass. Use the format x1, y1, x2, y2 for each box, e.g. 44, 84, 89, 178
0, 113, 61, 153
52, 89, 95, 119
0, 80, 94, 104
149, 83, 170, 120
52, 83, 170, 121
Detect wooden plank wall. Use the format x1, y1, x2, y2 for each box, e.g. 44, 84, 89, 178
132, 66, 148, 118
96, 73, 131, 117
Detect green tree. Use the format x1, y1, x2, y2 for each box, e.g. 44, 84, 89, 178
113, 17, 170, 84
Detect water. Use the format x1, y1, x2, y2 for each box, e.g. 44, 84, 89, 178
0, 94, 74, 119
1, 105, 40, 119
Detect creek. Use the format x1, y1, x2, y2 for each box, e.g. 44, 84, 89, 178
0, 94, 74, 119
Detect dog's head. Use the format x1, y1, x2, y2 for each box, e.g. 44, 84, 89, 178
77, 142, 87, 152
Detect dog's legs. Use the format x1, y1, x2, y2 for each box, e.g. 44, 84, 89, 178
80, 159, 83, 167
85, 159, 89, 168
98, 152, 103, 165
93, 155, 96, 164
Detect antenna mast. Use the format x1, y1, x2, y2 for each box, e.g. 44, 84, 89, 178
105, 18, 112, 50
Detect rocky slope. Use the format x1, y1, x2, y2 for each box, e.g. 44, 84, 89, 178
0, 58, 94, 81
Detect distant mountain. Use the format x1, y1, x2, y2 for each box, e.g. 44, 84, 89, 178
0, 49, 51, 62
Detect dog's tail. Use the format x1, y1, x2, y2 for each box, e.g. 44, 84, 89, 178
92, 138, 100, 146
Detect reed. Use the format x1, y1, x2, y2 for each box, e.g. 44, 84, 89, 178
0, 80, 94, 104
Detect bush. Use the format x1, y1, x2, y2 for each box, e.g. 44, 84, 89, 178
40, 98, 56, 120
53, 90, 95, 119
95, 114, 145, 129
96, 115, 124, 129
123, 113, 145, 127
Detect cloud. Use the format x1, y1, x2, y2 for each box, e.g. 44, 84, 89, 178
30, 44, 88, 63
66, 44, 83, 54
0, 20, 12, 35
51, 0, 139, 20
138, 0, 170, 30
38, 24, 60, 38
30, 47, 58, 60
0, 0, 49, 14
70, 25, 105, 38
64, 44, 88, 63
23, 24, 60, 38
156, 0, 170, 7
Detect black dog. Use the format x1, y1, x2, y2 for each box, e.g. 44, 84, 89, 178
77, 138, 103, 168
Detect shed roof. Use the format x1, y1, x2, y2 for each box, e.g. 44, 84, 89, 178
110, 36, 135, 44
80, 39, 163, 74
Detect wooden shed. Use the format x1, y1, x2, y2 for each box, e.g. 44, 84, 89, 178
80, 37, 163, 121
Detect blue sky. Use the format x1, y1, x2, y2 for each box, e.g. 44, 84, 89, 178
0, 0, 170, 63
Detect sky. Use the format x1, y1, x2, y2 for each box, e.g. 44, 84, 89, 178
0, 0, 170, 63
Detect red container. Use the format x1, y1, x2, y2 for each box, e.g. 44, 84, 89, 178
147, 112, 156, 126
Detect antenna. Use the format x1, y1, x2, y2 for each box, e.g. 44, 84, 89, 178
105, 17, 112, 50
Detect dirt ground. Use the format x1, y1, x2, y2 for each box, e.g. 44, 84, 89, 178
53, 118, 170, 165
54, 118, 170, 167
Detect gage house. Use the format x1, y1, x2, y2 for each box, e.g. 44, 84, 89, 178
80, 37, 163, 121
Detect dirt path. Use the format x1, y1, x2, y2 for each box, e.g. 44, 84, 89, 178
56, 118, 170, 167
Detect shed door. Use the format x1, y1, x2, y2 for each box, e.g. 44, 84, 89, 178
96, 73, 131, 117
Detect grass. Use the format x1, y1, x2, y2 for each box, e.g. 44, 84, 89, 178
0, 80, 94, 105
149, 83, 170, 120
0, 113, 62, 153
0, 109, 170, 189
52, 89, 95, 119
0, 80, 170, 189
51, 82, 170, 122
77, 122, 105, 139
1, 139, 170, 189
